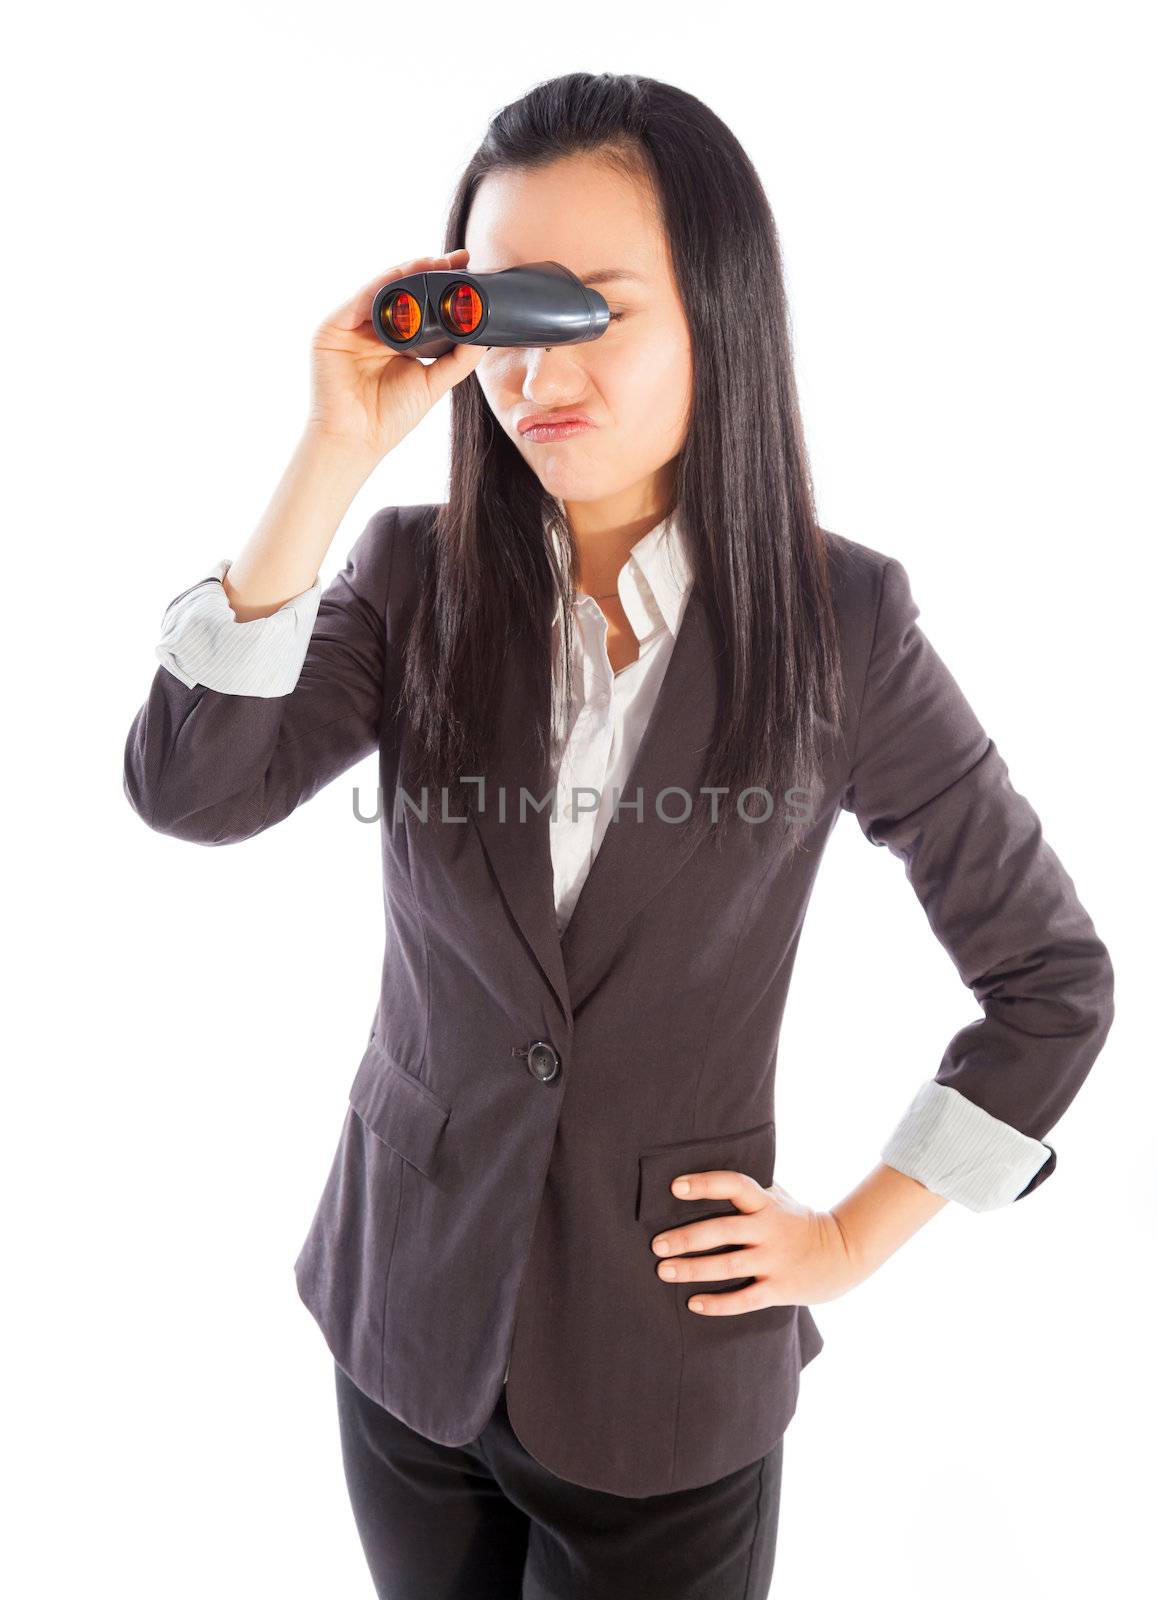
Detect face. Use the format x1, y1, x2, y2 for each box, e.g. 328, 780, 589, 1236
464, 153, 693, 526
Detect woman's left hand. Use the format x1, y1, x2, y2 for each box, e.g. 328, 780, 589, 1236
650, 1168, 867, 1313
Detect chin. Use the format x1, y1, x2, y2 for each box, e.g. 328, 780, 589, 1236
525, 459, 615, 504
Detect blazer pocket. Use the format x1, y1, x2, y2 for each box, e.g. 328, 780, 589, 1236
636, 1118, 776, 1227
348, 1038, 451, 1180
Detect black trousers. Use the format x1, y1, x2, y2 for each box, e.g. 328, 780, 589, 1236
333, 1360, 784, 1600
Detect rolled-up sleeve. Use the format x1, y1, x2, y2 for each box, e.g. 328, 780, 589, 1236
842, 557, 1114, 1211
155, 558, 323, 697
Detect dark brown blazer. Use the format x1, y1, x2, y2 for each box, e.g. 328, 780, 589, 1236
123, 503, 1114, 1496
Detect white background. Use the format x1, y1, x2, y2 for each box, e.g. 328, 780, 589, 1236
5, 3, 1152, 1595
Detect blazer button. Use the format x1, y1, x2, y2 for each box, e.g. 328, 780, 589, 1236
524, 1040, 561, 1083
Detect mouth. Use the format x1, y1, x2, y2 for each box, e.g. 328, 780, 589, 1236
517, 412, 595, 442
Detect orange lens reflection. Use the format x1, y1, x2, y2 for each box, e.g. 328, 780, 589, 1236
384, 290, 421, 341
441, 283, 483, 335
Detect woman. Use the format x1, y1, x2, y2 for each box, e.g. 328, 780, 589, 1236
124, 72, 1114, 1600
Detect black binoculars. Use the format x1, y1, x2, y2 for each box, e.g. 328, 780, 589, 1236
370, 260, 610, 359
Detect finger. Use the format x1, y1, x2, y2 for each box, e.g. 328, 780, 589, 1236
326, 248, 472, 332
651, 1214, 747, 1258
687, 1281, 780, 1315
655, 1246, 764, 1284
667, 1168, 768, 1214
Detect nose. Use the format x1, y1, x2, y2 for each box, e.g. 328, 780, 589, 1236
517, 343, 593, 416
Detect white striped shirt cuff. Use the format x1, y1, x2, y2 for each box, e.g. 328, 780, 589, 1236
880, 1080, 1053, 1211
155, 558, 323, 697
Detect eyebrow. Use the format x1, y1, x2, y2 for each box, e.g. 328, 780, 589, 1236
578, 268, 649, 288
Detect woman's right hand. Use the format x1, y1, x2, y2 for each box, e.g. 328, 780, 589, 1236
307, 248, 488, 462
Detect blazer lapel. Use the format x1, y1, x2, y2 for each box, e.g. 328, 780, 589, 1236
469, 617, 574, 1025
469, 583, 720, 1024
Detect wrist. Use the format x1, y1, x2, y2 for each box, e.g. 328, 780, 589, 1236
300, 420, 381, 477
824, 1206, 875, 1284
831, 1162, 950, 1280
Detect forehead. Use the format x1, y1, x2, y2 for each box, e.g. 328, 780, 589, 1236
463, 156, 662, 282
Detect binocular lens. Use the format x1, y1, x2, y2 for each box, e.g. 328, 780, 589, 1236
441, 282, 483, 335
383, 289, 421, 341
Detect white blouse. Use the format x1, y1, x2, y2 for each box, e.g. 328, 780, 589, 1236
546, 509, 693, 935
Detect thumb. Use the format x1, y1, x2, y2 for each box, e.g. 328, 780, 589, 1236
425, 339, 488, 406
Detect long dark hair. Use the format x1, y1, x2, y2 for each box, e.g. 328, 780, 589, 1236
401, 71, 845, 852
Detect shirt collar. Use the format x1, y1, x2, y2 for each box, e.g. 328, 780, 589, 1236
545, 505, 694, 642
